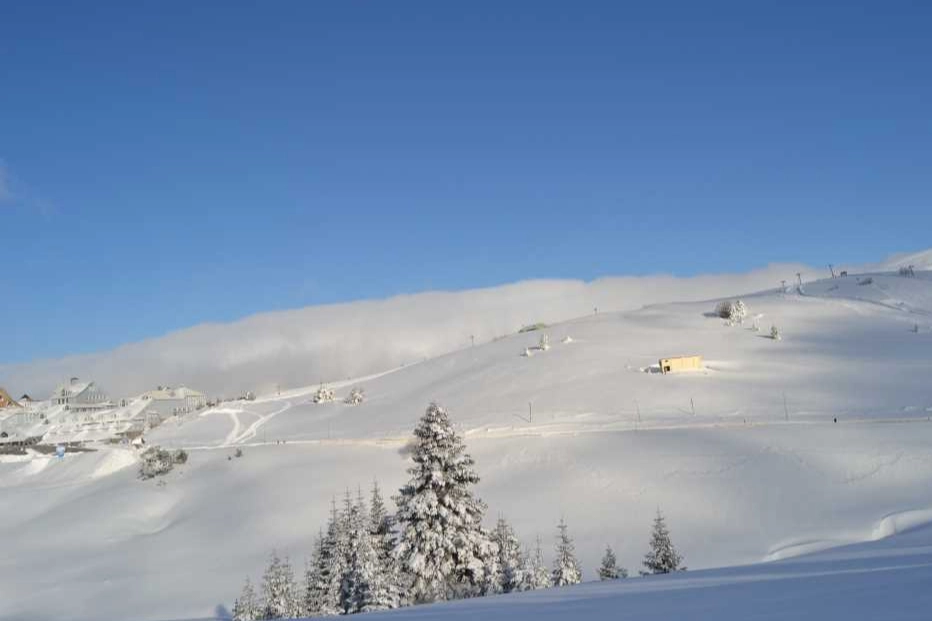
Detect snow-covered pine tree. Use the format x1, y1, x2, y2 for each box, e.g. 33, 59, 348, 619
771, 325, 781, 341
394, 402, 497, 603
598, 545, 627, 580
312, 500, 347, 616
492, 515, 525, 593
369, 481, 403, 609
642, 509, 684, 575
733, 299, 748, 324
260, 551, 301, 619
232, 577, 261, 621
305, 529, 339, 618
520, 535, 552, 590
551, 518, 582, 587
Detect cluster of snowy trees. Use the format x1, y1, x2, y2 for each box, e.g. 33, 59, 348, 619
343, 387, 365, 406
233, 403, 686, 619
138, 446, 187, 479
715, 299, 749, 325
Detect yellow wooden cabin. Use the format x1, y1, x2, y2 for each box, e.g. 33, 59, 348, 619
659, 355, 703, 374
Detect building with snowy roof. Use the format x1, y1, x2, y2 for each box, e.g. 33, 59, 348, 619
138, 386, 207, 418
50, 378, 113, 412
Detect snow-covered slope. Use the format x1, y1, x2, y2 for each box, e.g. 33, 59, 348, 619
2, 268, 932, 620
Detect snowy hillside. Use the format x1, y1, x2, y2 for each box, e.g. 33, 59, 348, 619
2, 265, 932, 620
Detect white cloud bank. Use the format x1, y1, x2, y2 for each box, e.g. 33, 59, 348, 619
1, 261, 832, 399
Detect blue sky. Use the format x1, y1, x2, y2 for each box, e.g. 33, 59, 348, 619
2, 1, 931, 364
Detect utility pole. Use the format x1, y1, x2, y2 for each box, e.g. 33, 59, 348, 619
828, 264, 836, 279
781, 280, 787, 293
796, 273, 803, 288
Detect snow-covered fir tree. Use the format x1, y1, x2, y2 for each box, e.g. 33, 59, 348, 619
771, 325, 782, 340
598, 545, 627, 580
232, 577, 262, 621
394, 402, 497, 603
520, 535, 552, 590
305, 527, 340, 617
538, 333, 550, 351
369, 481, 403, 609
642, 509, 684, 575
341, 491, 380, 613
492, 515, 525, 593
312, 500, 347, 616
551, 518, 582, 587
260, 551, 301, 619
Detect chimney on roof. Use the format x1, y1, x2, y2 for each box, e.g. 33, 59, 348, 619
70, 377, 79, 385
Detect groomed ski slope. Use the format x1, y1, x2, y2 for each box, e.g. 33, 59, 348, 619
2, 267, 932, 620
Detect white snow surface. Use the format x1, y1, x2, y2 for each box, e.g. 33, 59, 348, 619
2, 265, 932, 620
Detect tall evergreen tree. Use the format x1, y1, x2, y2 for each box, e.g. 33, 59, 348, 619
394, 402, 497, 603
260, 551, 301, 619
598, 545, 627, 580
551, 518, 582, 587
492, 515, 525, 593
232, 577, 261, 621
642, 509, 684, 575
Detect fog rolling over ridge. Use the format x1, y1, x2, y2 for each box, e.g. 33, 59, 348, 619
1, 263, 822, 398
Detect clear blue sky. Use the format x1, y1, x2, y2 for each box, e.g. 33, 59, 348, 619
2, 1, 931, 364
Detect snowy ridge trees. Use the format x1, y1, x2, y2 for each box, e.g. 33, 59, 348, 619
394, 402, 497, 603
231, 402, 698, 617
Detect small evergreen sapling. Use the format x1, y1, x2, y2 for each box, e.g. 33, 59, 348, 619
492, 515, 525, 593
642, 509, 684, 575
232, 577, 261, 621
521, 535, 552, 590
260, 551, 301, 619
551, 518, 582, 587
598, 545, 627, 580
